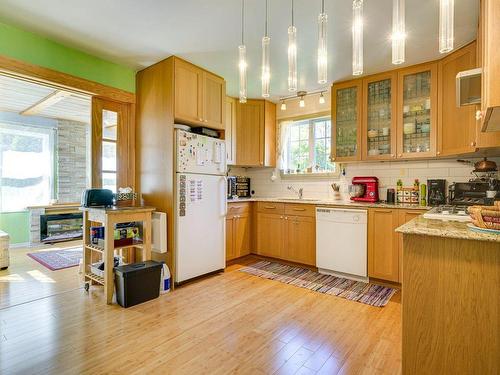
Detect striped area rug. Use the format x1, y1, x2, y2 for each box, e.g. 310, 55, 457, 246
240, 261, 397, 307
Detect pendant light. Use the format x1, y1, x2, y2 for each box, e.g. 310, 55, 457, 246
319, 92, 326, 104
391, 0, 405, 64
317, 0, 328, 84
298, 91, 306, 108
280, 100, 287, 111
261, 0, 270, 98
439, 0, 454, 53
288, 0, 297, 92
352, 0, 363, 76
238, 0, 247, 103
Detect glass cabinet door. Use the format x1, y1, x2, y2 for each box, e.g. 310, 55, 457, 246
332, 81, 362, 161
397, 64, 437, 158
363, 73, 397, 160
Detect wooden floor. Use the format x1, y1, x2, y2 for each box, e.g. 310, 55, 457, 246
0, 248, 402, 375
0, 241, 83, 309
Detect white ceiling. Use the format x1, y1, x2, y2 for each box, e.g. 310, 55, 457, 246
0, 0, 479, 100
0, 74, 91, 123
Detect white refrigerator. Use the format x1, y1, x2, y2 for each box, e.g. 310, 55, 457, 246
174, 129, 227, 283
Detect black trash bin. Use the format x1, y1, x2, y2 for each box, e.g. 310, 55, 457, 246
114, 261, 162, 308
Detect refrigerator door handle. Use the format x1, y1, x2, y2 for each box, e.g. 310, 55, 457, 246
221, 176, 228, 217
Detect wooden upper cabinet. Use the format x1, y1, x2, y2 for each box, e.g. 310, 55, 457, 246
362, 72, 398, 161
174, 58, 225, 129
396, 63, 438, 159
331, 80, 363, 162
477, 0, 500, 143
368, 208, 400, 282
225, 97, 236, 165
438, 42, 478, 156
264, 101, 277, 167
203, 72, 225, 130
234, 99, 276, 167
174, 59, 203, 125
479, 0, 500, 131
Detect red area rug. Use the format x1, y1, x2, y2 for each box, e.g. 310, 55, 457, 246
27, 247, 82, 271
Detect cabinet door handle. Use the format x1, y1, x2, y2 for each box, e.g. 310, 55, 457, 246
398, 154, 402, 157
292, 208, 306, 211
198, 117, 203, 122
264, 206, 276, 209
470, 141, 476, 147
285, 216, 288, 220
230, 206, 243, 210
391, 154, 395, 158
204, 119, 208, 123
437, 151, 441, 155
280, 216, 284, 219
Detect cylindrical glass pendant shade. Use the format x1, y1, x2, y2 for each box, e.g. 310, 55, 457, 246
392, 0, 405, 64
238, 45, 247, 103
288, 25, 297, 92
317, 12, 328, 84
439, 0, 454, 53
352, 0, 363, 76
261, 36, 271, 98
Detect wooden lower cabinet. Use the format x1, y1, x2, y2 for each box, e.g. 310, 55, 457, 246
368, 209, 400, 282
255, 204, 316, 266
368, 207, 427, 283
284, 216, 316, 266
397, 209, 425, 282
226, 204, 251, 261
255, 213, 284, 259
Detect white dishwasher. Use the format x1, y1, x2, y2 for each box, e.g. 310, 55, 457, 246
316, 207, 368, 282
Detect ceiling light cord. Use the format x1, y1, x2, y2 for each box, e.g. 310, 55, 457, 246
241, 0, 245, 45
321, 0, 325, 14
265, 0, 269, 37
291, 0, 294, 27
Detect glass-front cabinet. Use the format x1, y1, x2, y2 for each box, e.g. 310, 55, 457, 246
331, 80, 362, 162
397, 63, 437, 158
362, 73, 397, 160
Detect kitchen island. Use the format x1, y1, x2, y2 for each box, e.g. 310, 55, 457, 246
396, 216, 499, 375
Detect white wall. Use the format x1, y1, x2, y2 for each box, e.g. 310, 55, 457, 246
230, 158, 500, 201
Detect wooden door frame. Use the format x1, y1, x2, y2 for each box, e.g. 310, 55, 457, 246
91, 97, 135, 189
0, 54, 136, 190
0, 54, 135, 103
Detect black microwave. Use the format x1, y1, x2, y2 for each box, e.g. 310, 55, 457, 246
227, 176, 251, 199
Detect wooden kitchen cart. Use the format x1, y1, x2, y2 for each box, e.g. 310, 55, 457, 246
81, 206, 156, 304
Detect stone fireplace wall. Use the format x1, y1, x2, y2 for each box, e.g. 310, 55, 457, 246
56, 120, 89, 203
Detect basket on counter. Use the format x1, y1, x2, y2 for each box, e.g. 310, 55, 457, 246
468, 202, 500, 230
114, 192, 138, 207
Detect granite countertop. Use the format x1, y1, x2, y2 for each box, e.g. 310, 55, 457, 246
396, 215, 500, 243
227, 197, 431, 211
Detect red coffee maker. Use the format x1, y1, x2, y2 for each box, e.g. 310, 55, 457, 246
350, 176, 379, 202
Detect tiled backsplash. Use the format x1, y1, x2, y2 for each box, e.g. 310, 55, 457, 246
229, 158, 500, 201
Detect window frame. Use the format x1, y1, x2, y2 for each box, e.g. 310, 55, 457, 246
0, 120, 56, 212
280, 115, 339, 178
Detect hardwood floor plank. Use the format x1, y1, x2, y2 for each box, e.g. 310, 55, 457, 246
0, 252, 401, 374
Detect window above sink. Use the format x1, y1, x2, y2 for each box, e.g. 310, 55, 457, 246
279, 116, 339, 178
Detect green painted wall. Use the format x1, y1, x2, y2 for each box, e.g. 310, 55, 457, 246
0, 22, 136, 93
0, 211, 29, 244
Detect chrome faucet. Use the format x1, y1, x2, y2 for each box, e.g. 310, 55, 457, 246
287, 185, 304, 199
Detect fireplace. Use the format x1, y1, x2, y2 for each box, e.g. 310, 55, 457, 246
40, 213, 83, 243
